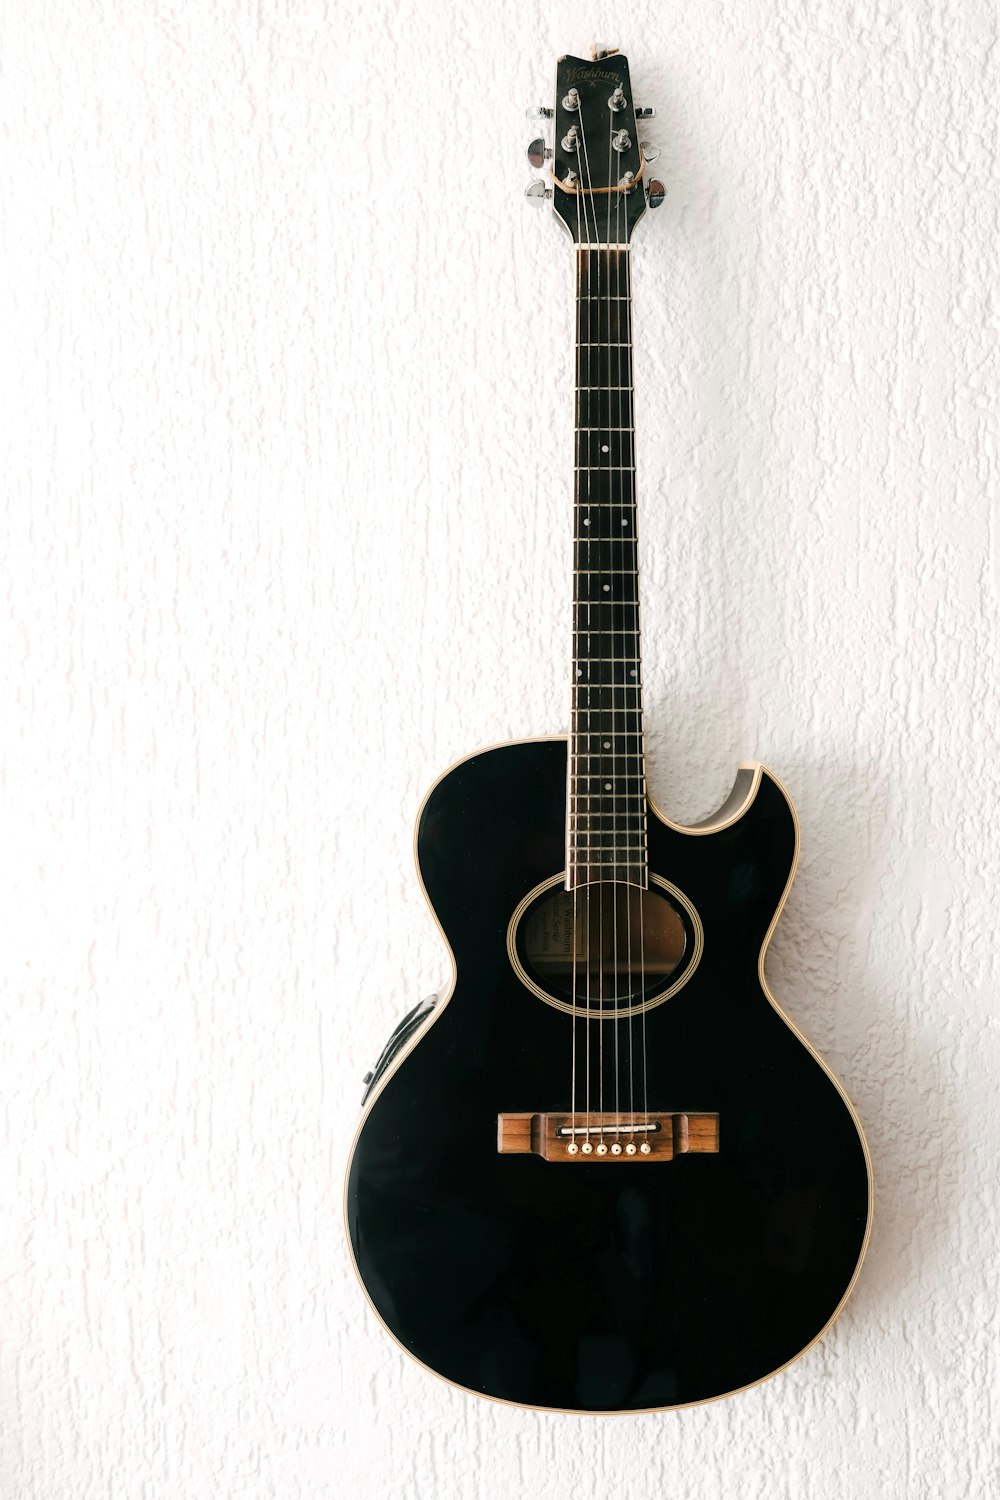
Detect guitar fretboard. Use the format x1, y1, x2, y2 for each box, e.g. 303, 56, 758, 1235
567, 246, 647, 891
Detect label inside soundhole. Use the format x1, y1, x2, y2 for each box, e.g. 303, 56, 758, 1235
511, 877, 699, 1018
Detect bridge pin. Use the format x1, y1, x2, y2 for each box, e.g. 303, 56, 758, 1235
640, 1142, 652, 1154
610, 1142, 623, 1155
625, 1142, 637, 1155
596, 1142, 608, 1155
581, 1141, 594, 1154
566, 1142, 579, 1154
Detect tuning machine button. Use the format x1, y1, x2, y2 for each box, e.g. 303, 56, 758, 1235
647, 179, 666, 208
525, 181, 552, 205
641, 142, 661, 162
635, 106, 656, 119
526, 105, 554, 120
526, 138, 552, 167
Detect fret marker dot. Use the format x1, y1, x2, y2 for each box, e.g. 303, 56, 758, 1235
604, 781, 612, 790
621, 518, 628, 527
603, 583, 610, 592
601, 443, 610, 453
629, 668, 637, 677
603, 741, 611, 749
583, 518, 590, 525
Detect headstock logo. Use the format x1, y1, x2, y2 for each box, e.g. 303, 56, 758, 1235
566, 65, 620, 85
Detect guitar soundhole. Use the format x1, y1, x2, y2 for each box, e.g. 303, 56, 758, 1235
512, 877, 699, 1018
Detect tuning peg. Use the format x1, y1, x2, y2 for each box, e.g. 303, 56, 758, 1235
635, 106, 656, 120
526, 105, 554, 120
590, 43, 619, 60
641, 142, 661, 163
526, 138, 552, 168
525, 181, 552, 205
647, 179, 666, 208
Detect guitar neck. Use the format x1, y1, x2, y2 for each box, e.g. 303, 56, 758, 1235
567, 245, 647, 891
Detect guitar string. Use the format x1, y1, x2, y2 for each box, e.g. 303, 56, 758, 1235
571, 109, 650, 1148
624, 212, 650, 1137
572, 151, 591, 1146
575, 108, 602, 1140
614, 170, 636, 1145
604, 126, 622, 1146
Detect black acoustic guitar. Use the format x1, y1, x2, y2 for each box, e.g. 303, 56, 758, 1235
345, 46, 872, 1413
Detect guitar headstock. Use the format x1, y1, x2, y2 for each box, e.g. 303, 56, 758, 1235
526, 46, 664, 244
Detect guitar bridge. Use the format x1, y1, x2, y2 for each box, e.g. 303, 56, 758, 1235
496, 1111, 719, 1162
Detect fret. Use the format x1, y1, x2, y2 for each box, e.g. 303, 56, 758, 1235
571, 706, 643, 722
568, 787, 646, 797
573, 624, 640, 655
575, 726, 644, 744
572, 625, 640, 637
571, 732, 644, 749
568, 846, 647, 857
569, 794, 646, 806
573, 627, 640, 642
569, 818, 647, 829
569, 845, 647, 856
569, 816, 650, 828
573, 655, 641, 673
574, 476, 636, 509
576, 525, 635, 542
569, 846, 648, 855
573, 538, 638, 565
572, 687, 643, 704
575, 774, 644, 786
566, 864, 644, 876
566, 786, 644, 798
568, 756, 646, 767
577, 297, 632, 345
575, 667, 641, 688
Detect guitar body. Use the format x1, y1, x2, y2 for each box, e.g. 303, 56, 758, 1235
345, 739, 872, 1412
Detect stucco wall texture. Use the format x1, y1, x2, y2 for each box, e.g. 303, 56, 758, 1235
2, 1, 998, 1496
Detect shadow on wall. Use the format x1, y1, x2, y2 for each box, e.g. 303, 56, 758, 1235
628, 63, 960, 1330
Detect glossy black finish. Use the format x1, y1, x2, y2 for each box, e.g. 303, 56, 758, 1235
550, 54, 647, 244
345, 740, 871, 1412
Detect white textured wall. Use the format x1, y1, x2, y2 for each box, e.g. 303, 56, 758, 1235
2, 1, 998, 1495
